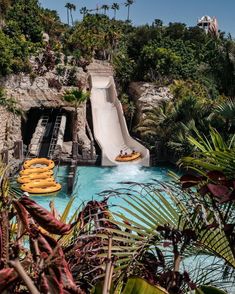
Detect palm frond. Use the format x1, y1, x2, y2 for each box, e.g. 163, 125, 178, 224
179, 128, 235, 177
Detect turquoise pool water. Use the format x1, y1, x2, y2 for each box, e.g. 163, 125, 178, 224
31, 165, 174, 218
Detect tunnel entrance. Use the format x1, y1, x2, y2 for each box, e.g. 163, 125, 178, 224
21, 108, 73, 157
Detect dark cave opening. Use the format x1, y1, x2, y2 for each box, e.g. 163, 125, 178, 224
21, 108, 73, 148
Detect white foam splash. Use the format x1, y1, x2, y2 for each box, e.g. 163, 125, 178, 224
104, 164, 152, 184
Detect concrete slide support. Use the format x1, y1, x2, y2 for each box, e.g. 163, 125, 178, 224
89, 74, 150, 166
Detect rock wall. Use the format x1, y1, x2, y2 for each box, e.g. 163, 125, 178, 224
129, 82, 173, 124
0, 70, 92, 160
0, 105, 21, 157
1, 74, 65, 111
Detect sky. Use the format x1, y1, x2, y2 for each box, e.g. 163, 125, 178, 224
39, 0, 235, 37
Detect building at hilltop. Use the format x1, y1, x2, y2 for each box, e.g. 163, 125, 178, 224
197, 15, 219, 37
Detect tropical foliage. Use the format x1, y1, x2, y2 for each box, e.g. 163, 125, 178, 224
1, 157, 234, 293
179, 128, 235, 177
63, 87, 89, 142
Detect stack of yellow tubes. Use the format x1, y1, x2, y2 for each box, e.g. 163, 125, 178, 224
17, 158, 61, 195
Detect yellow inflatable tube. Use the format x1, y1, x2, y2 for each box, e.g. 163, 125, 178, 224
23, 158, 55, 170
20, 167, 53, 176
21, 178, 55, 185
17, 171, 54, 184
17, 175, 55, 184
21, 181, 61, 194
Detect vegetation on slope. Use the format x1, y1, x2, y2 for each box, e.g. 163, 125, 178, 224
1, 0, 234, 158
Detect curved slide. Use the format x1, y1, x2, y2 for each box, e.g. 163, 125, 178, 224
90, 75, 150, 166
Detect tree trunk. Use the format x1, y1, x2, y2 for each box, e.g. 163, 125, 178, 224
127, 6, 130, 21
70, 10, 74, 26
67, 8, 69, 25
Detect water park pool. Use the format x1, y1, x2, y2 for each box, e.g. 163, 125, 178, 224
32, 165, 175, 218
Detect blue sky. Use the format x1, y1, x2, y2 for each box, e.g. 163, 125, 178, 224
39, 0, 235, 37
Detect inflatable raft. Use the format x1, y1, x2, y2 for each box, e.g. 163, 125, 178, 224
19, 158, 61, 195
23, 158, 55, 170
21, 181, 61, 194
115, 152, 141, 162
17, 171, 54, 184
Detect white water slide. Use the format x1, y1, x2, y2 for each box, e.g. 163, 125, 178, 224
90, 74, 150, 166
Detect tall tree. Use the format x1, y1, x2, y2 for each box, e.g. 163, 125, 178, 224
125, 0, 134, 22
80, 6, 88, 19
65, 3, 70, 26
111, 2, 119, 19
101, 4, 109, 15
63, 88, 89, 145
69, 3, 76, 26
65, 3, 76, 26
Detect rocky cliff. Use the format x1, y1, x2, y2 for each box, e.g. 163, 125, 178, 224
129, 82, 173, 124
0, 105, 21, 152
0, 68, 91, 162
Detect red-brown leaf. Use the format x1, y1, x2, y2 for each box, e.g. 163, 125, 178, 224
59, 257, 82, 293
207, 184, 230, 198
0, 268, 18, 292
37, 233, 55, 256
36, 230, 83, 293
46, 267, 64, 294
39, 273, 50, 294
19, 196, 72, 235
163, 241, 172, 248
207, 171, 226, 181
13, 200, 29, 232
199, 184, 209, 196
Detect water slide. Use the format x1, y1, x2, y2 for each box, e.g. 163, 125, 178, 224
89, 75, 150, 166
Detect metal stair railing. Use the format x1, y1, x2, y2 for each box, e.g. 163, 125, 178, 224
48, 115, 62, 158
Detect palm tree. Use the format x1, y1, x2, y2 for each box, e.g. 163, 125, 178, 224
94, 4, 101, 14
69, 3, 76, 26
125, 0, 134, 22
65, 2, 70, 25
111, 2, 119, 19
65, 3, 76, 26
101, 4, 109, 15
209, 98, 235, 132
80, 6, 88, 19
179, 127, 235, 177
63, 88, 89, 144
136, 100, 177, 143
